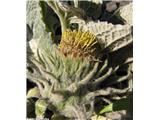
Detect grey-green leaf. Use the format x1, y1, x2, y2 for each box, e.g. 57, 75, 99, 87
100, 95, 132, 114
27, 0, 53, 54
35, 99, 48, 118
27, 87, 41, 99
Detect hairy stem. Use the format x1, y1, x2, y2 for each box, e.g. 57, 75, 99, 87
91, 66, 119, 87
47, 1, 67, 33
78, 62, 99, 85
86, 87, 129, 101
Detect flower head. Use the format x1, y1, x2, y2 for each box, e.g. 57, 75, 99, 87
59, 29, 99, 61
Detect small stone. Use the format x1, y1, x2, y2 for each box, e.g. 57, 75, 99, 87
106, 2, 118, 12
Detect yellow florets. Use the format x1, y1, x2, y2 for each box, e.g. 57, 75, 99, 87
59, 29, 98, 60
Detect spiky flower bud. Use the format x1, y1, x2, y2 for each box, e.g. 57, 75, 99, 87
59, 29, 99, 61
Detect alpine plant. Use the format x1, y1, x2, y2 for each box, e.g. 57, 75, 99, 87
27, 0, 133, 119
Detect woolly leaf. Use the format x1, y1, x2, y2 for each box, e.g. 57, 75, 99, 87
100, 95, 132, 114
27, 0, 53, 55
27, 87, 41, 99
118, 3, 133, 25
35, 99, 48, 118
80, 21, 133, 52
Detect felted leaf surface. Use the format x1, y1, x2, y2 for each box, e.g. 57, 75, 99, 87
27, 0, 53, 55
70, 18, 133, 52
118, 3, 133, 25
82, 21, 132, 52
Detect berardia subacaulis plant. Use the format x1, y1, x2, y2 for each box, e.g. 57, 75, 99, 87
27, 0, 133, 119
